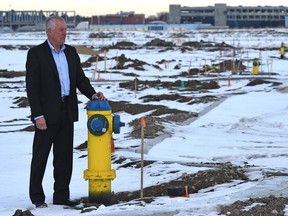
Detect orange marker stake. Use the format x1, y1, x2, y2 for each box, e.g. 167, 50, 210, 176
185, 185, 189, 198
228, 75, 231, 87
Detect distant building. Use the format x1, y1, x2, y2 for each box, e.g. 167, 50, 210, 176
168, 4, 288, 28
91, 11, 145, 25
0, 10, 76, 31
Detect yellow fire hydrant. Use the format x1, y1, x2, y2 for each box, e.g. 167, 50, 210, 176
252, 58, 260, 75
84, 100, 125, 204
280, 42, 285, 59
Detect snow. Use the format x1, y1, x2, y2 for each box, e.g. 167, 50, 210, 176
1, 28, 288, 215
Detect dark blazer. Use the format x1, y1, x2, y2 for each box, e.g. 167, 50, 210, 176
26, 40, 96, 124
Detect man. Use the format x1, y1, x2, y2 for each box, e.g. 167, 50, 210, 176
26, 15, 106, 208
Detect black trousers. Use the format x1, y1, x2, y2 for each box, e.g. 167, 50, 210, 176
29, 102, 74, 204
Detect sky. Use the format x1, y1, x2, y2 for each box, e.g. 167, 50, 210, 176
1, 28, 288, 216
1, 0, 288, 17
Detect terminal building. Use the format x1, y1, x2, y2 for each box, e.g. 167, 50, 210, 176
0, 10, 76, 31
168, 4, 288, 28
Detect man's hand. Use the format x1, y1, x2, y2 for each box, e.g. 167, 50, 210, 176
35, 117, 47, 130
92, 92, 107, 101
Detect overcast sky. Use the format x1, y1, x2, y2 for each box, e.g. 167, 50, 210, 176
2, 0, 287, 17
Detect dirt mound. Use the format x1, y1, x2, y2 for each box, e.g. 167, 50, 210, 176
12, 209, 33, 216
0, 70, 25, 78
246, 78, 282, 87
220, 196, 288, 216
88, 32, 116, 38
111, 54, 150, 71
11, 96, 29, 108
112, 41, 137, 49
81, 55, 105, 68
182, 41, 234, 50
109, 163, 246, 204
0, 45, 32, 51
145, 38, 174, 47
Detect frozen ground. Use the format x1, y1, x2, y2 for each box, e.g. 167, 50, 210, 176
1, 28, 288, 216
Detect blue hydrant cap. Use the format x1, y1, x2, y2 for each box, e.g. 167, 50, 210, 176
113, 114, 125, 134
86, 100, 111, 111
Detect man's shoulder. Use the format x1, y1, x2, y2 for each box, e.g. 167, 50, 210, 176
29, 41, 48, 52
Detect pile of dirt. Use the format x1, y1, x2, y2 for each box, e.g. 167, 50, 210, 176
219, 196, 288, 216
12, 209, 33, 216
88, 32, 117, 38
171, 33, 189, 38
0, 45, 32, 51
182, 41, 234, 50
81, 55, 105, 68
111, 54, 152, 71
0, 70, 25, 78
246, 78, 282, 87
111, 41, 137, 49
144, 38, 174, 47
12, 96, 29, 108
110, 163, 247, 204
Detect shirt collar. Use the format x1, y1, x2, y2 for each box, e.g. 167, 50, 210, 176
47, 40, 66, 53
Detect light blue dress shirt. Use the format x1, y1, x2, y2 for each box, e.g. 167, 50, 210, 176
47, 40, 70, 96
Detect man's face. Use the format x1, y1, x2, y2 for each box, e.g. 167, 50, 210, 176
47, 19, 67, 48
